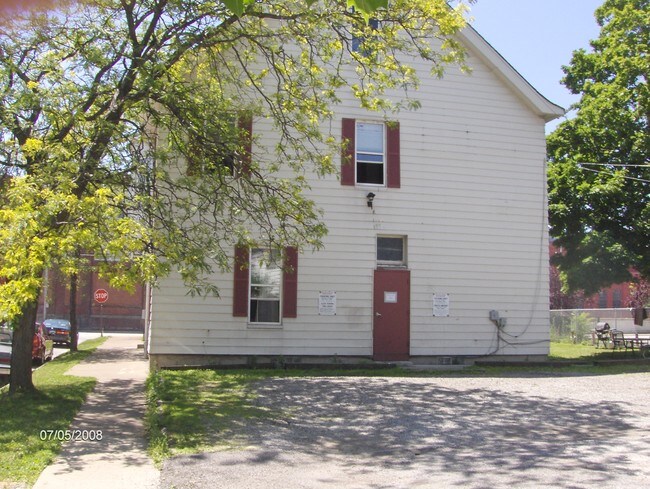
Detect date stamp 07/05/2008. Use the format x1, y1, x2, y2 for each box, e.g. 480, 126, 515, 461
39, 430, 103, 441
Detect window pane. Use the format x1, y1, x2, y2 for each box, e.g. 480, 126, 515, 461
351, 19, 379, 54
356, 123, 383, 153
378, 237, 404, 263
251, 285, 280, 299
356, 152, 384, 163
352, 36, 362, 52
251, 267, 282, 286
357, 162, 384, 185
250, 249, 282, 285
250, 300, 280, 323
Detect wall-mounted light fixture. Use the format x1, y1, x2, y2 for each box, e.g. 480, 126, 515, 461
366, 192, 376, 208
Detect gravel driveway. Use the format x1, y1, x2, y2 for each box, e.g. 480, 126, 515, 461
160, 372, 650, 488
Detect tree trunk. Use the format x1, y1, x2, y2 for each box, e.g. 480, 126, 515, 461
9, 299, 38, 394
69, 272, 79, 352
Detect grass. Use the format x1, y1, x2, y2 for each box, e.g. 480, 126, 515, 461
0, 336, 107, 487
549, 340, 650, 362
549, 341, 605, 360
145, 369, 278, 464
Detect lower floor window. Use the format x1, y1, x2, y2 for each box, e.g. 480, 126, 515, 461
249, 248, 282, 323
250, 300, 280, 323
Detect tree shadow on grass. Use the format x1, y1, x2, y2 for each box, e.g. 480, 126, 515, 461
0, 376, 96, 484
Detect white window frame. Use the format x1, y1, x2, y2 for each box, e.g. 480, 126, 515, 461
248, 248, 283, 326
376, 235, 407, 268
355, 121, 386, 187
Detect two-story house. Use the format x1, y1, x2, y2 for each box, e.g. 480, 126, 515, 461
146, 24, 564, 368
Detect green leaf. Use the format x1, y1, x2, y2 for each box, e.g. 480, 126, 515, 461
348, 0, 388, 18
222, 0, 254, 17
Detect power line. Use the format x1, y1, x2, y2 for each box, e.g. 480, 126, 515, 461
581, 167, 650, 184
578, 162, 650, 168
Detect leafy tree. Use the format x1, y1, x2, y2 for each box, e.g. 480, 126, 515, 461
549, 264, 586, 309
547, 0, 649, 295
0, 0, 471, 392
628, 278, 649, 308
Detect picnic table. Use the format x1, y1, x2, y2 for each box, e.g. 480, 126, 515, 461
592, 324, 650, 358
609, 330, 650, 358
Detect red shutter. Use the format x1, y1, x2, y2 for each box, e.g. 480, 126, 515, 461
238, 114, 253, 176
341, 118, 355, 186
233, 246, 249, 317
282, 247, 298, 318
386, 121, 400, 188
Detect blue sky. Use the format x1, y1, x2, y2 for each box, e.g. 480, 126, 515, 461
467, 0, 604, 132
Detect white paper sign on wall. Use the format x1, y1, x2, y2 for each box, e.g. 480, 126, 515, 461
433, 293, 450, 317
319, 291, 337, 315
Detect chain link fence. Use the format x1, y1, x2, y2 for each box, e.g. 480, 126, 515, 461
550, 308, 647, 343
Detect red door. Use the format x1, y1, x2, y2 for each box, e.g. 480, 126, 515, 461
373, 269, 410, 361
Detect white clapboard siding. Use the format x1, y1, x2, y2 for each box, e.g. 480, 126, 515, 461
149, 24, 559, 360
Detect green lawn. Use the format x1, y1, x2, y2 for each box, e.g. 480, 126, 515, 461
549, 341, 602, 360
145, 369, 277, 464
549, 340, 648, 361
0, 337, 107, 486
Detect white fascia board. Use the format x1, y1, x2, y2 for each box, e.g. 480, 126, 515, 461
457, 24, 566, 123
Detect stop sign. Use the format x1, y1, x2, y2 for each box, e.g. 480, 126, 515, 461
94, 289, 109, 304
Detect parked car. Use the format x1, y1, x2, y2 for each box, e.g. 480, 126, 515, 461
0, 329, 11, 378
43, 318, 74, 347
33, 323, 54, 365
0, 323, 54, 379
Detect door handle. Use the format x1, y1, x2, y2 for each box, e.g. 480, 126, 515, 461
375, 312, 382, 318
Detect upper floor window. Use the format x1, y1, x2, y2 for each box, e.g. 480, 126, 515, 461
356, 122, 385, 185
341, 118, 400, 188
352, 18, 379, 54
187, 114, 252, 177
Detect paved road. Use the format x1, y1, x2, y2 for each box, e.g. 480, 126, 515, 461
161, 372, 650, 489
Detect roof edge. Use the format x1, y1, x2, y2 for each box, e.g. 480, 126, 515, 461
457, 24, 566, 123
